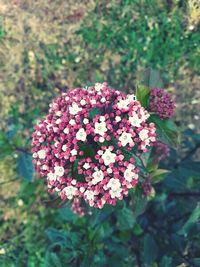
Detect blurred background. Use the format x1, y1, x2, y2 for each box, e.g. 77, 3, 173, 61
0, 1, 200, 266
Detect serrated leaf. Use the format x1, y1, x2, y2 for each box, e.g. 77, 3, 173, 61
17, 152, 34, 181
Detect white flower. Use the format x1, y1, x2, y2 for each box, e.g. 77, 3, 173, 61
84, 190, 95, 201
56, 118, 61, 124
69, 102, 82, 115
117, 99, 129, 110
63, 128, 69, 134
63, 186, 77, 200
127, 94, 137, 102
69, 119, 76, 125
62, 144, 67, 152
102, 149, 116, 166
83, 118, 89, 124
119, 132, 133, 147
91, 99, 96, 105
94, 121, 107, 136
38, 149, 46, 159
47, 172, 57, 180
107, 178, 121, 191
110, 187, 122, 199
95, 83, 103, 91
107, 168, 113, 174
100, 97, 106, 103
115, 116, 121, 122
76, 128, 87, 141
83, 163, 90, 170
139, 129, 149, 141
99, 116, 106, 122
99, 137, 105, 143
129, 112, 142, 127
71, 149, 77, 156
92, 169, 104, 185
124, 165, 136, 182
54, 166, 65, 177
55, 111, 62, 117
80, 99, 86, 106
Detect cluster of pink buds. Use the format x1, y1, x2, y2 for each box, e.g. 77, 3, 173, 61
32, 82, 156, 209
149, 88, 176, 119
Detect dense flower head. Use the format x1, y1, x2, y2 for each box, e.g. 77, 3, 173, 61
149, 88, 176, 119
32, 82, 156, 209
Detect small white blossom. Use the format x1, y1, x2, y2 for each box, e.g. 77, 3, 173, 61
107, 178, 121, 191
92, 169, 104, 185
55, 111, 62, 117
94, 121, 107, 136
127, 94, 137, 102
102, 149, 116, 166
110, 187, 122, 199
115, 116, 121, 122
100, 97, 106, 103
76, 128, 87, 142
95, 83, 103, 91
91, 99, 96, 105
54, 166, 65, 177
63, 186, 77, 200
129, 112, 142, 127
107, 168, 113, 174
80, 99, 86, 106
139, 129, 149, 141
124, 165, 136, 182
62, 144, 67, 152
47, 172, 57, 180
63, 128, 69, 134
38, 149, 46, 159
69, 119, 76, 125
119, 132, 133, 147
83, 163, 90, 170
99, 137, 105, 143
117, 99, 129, 110
84, 190, 95, 201
83, 118, 89, 124
69, 102, 82, 115
71, 149, 77, 156
56, 118, 61, 124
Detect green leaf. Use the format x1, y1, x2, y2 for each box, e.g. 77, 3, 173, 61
143, 234, 158, 264
138, 68, 164, 88
117, 206, 135, 230
150, 115, 180, 147
45, 252, 63, 267
89, 108, 102, 119
151, 169, 170, 184
160, 256, 172, 267
178, 203, 200, 235
133, 223, 143, 236
17, 152, 34, 181
136, 84, 150, 108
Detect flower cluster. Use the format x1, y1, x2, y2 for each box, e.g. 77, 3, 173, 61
149, 88, 176, 119
32, 82, 156, 209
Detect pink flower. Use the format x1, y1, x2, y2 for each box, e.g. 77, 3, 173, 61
149, 88, 176, 119
32, 82, 156, 209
